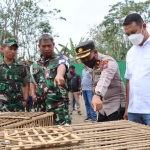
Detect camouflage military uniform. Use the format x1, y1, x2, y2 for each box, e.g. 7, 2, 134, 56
0, 56, 3, 61
30, 54, 71, 125
20, 60, 33, 112
0, 58, 28, 112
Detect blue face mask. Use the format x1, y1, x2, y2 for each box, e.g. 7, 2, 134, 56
83, 56, 96, 68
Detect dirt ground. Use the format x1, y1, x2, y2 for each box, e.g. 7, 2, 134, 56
30, 96, 88, 124
71, 96, 87, 124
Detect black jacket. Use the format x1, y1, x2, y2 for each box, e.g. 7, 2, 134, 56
67, 73, 81, 92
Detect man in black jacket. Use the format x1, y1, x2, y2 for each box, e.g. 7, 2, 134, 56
67, 65, 82, 115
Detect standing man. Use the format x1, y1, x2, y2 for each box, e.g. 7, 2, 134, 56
75, 40, 125, 122
30, 34, 71, 125
123, 13, 150, 125
67, 65, 82, 115
81, 65, 97, 122
0, 38, 29, 111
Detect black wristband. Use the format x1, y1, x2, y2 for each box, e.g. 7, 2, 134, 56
22, 100, 27, 102
94, 91, 103, 100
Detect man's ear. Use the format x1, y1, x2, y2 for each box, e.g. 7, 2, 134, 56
93, 50, 98, 58
93, 50, 98, 55
1, 47, 4, 53
93, 50, 98, 60
143, 23, 146, 29
38, 44, 40, 49
53, 42, 55, 47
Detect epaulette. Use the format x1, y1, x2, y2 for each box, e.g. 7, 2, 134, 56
15, 61, 26, 67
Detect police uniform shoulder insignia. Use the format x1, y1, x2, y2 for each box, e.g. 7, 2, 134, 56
17, 61, 23, 66
102, 60, 108, 70
96, 60, 100, 66
97, 67, 101, 71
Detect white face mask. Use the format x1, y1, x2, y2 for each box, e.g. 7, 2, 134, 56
128, 31, 144, 46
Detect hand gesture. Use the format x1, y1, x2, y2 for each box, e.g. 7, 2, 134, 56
54, 75, 65, 86
91, 95, 103, 111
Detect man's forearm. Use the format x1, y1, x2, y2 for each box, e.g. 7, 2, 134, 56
30, 83, 36, 95
57, 64, 66, 76
125, 79, 129, 111
22, 83, 29, 100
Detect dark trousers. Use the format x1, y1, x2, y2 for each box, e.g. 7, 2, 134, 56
97, 108, 125, 122
97, 111, 119, 122
73, 99, 76, 110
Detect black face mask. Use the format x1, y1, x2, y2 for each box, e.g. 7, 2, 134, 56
83, 57, 96, 68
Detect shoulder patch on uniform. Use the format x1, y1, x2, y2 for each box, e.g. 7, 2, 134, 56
16, 61, 24, 66
63, 55, 68, 60
102, 60, 108, 70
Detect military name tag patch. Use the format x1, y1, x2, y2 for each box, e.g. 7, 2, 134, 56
45, 69, 50, 79
102, 60, 108, 70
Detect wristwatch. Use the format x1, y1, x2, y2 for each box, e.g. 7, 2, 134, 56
94, 91, 103, 100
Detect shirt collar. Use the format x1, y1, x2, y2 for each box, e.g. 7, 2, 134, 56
143, 36, 150, 45
137, 36, 150, 47
0, 57, 18, 65
40, 53, 56, 63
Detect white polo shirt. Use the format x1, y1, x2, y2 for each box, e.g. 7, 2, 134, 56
125, 37, 150, 114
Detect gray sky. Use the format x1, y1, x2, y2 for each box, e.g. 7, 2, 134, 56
42, 0, 147, 48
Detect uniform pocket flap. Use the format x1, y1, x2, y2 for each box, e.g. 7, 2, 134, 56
0, 83, 5, 90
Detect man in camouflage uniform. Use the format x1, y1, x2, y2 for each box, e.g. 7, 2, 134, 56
0, 55, 3, 61
30, 34, 71, 125
0, 38, 29, 111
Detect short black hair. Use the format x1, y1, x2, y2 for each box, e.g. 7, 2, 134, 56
69, 65, 75, 69
1, 44, 7, 47
123, 13, 144, 27
38, 34, 54, 44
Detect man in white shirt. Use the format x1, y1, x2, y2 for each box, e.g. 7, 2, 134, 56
123, 13, 150, 125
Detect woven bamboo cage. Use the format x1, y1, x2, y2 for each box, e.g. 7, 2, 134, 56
0, 112, 54, 130
2, 126, 83, 150
0, 112, 46, 119
1, 120, 150, 150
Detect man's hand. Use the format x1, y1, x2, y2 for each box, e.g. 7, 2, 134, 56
32, 95, 37, 103
123, 110, 128, 120
91, 95, 103, 111
54, 74, 65, 86
22, 101, 27, 108
77, 90, 82, 95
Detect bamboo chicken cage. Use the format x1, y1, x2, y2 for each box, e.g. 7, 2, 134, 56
1, 120, 150, 149
2, 126, 83, 150
0, 112, 54, 130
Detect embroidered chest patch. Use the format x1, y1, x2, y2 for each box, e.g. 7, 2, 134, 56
102, 60, 108, 70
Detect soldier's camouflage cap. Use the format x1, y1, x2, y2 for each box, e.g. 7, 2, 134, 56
75, 40, 95, 60
3, 38, 18, 47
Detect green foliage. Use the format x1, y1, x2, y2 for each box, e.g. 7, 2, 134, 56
55, 37, 89, 63
90, 0, 150, 61
0, 0, 65, 61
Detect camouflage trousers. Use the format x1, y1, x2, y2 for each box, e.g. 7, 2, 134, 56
35, 99, 72, 125
0, 94, 24, 112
